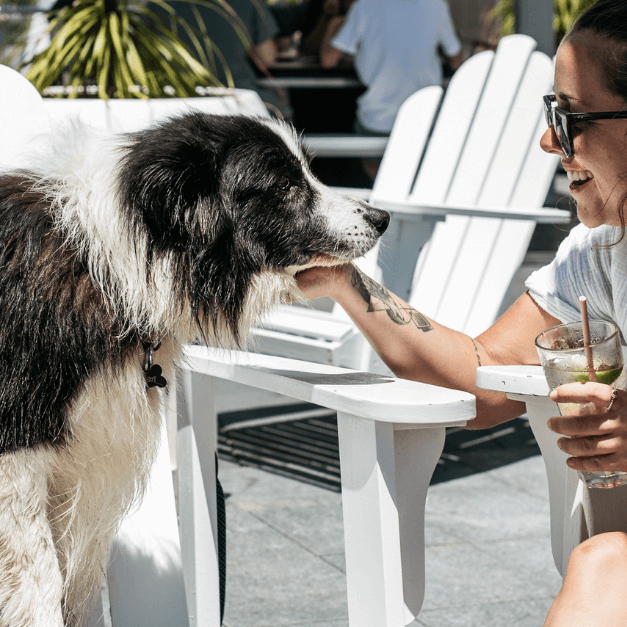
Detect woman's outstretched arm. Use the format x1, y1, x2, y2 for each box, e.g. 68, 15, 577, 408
297, 263, 561, 429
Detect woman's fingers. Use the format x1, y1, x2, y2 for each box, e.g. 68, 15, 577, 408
547, 383, 627, 472
548, 412, 617, 437
557, 433, 618, 457
295, 263, 352, 301
564, 451, 622, 471
549, 381, 618, 408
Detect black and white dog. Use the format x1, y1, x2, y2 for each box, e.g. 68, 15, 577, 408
0, 113, 388, 626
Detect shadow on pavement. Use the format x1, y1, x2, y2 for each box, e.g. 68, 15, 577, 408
217, 403, 540, 492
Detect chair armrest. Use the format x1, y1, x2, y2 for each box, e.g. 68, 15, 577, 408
370, 199, 571, 224
475, 364, 550, 397
303, 135, 388, 158
184, 346, 474, 428
183, 348, 474, 624
328, 190, 570, 224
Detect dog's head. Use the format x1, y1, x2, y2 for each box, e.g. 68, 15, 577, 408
116, 113, 389, 343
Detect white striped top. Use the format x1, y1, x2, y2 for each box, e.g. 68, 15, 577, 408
526, 223, 627, 343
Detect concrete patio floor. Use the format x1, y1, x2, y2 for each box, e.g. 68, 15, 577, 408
216, 413, 563, 627
215, 373, 564, 627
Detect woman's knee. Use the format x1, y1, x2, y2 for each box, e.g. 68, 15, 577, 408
567, 532, 627, 578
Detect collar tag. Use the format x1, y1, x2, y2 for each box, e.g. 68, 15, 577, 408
142, 341, 167, 389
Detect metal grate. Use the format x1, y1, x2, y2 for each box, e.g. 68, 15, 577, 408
218, 405, 541, 492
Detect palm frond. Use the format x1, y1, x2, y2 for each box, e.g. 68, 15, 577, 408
23, 0, 239, 98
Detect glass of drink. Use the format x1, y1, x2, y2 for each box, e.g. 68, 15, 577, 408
535, 320, 627, 489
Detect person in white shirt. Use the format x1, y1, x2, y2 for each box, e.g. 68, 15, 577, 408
298, 1, 627, 624
320, 0, 462, 134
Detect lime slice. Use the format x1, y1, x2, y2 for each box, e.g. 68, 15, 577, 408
573, 367, 623, 384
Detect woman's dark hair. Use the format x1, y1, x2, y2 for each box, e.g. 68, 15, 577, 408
569, 0, 627, 103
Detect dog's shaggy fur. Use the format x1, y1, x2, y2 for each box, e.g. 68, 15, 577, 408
0, 112, 388, 626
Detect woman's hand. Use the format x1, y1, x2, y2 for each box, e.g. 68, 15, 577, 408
548, 383, 627, 472
295, 263, 352, 302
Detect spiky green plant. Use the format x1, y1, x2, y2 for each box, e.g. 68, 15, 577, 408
553, 0, 599, 42
487, 0, 515, 40
24, 0, 242, 99
487, 0, 599, 46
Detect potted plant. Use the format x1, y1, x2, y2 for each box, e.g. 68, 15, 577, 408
23, 0, 242, 98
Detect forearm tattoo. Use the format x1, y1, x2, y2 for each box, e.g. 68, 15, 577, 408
350, 267, 433, 332
471, 338, 482, 368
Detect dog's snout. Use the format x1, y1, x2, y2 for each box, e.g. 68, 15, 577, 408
365, 208, 390, 235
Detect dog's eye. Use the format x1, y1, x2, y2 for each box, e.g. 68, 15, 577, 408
277, 176, 291, 191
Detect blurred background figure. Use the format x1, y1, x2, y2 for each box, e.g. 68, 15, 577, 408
298, 0, 352, 58
320, 0, 463, 178
270, 0, 352, 59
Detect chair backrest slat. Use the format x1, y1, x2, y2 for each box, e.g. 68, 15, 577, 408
336, 84, 445, 320
410, 51, 494, 205
433, 50, 556, 334
371, 85, 443, 204
445, 35, 537, 207
0, 65, 50, 170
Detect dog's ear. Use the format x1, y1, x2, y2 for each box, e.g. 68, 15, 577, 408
118, 114, 227, 248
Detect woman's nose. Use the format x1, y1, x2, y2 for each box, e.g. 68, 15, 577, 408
540, 125, 564, 156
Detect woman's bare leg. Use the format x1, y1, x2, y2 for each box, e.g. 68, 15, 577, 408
544, 532, 627, 626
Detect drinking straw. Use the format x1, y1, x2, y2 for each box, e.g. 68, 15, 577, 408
579, 296, 598, 383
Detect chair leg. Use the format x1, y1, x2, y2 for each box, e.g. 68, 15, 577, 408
177, 369, 222, 627
337, 413, 445, 627
521, 396, 587, 576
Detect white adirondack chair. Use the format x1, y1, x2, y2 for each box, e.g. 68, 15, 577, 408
476, 362, 627, 576
178, 346, 476, 627
0, 64, 49, 168
176, 35, 585, 627
176, 353, 627, 627
252, 34, 569, 372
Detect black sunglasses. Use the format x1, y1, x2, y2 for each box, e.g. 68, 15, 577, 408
543, 94, 627, 158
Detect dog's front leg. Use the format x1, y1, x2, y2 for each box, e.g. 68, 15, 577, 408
0, 448, 64, 627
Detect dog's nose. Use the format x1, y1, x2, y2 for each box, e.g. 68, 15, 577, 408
365, 208, 390, 235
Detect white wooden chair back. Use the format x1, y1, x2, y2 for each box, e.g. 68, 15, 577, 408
0, 64, 50, 169
255, 35, 562, 373
327, 84, 444, 328
405, 35, 559, 336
